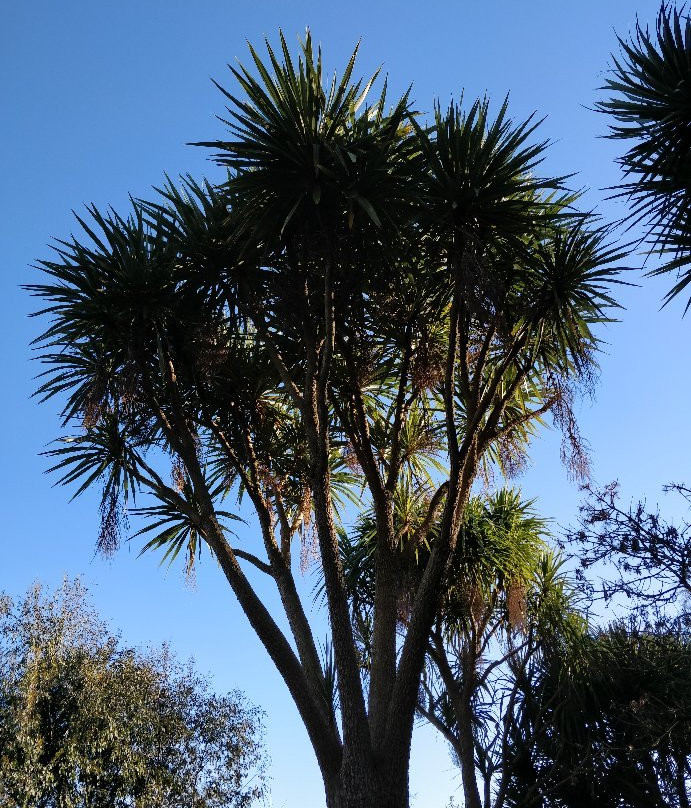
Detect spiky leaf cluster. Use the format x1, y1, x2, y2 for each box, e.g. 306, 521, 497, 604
28, 32, 626, 575
507, 620, 691, 807
600, 4, 691, 307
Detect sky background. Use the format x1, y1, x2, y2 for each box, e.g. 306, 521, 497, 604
1, 1, 685, 806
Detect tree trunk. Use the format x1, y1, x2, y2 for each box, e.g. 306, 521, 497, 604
322, 758, 410, 808
457, 697, 482, 808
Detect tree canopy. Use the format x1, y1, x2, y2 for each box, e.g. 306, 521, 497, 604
0, 580, 266, 808
506, 620, 691, 807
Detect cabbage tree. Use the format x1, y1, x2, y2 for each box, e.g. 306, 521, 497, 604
29, 33, 624, 808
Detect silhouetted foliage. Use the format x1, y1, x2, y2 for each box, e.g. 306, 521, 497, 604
569, 482, 691, 627
506, 621, 691, 807
600, 3, 691, 307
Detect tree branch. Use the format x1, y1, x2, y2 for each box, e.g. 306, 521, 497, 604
232, 548, 274, 575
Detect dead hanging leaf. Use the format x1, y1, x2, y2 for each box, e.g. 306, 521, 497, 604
299, 523, 319, 575
397, 589, 413, 625
477, 458, 496, 493
498, 431, 529, 479
342, 443, 363, 473
458, 581, 485, 624
81, 365, 110, 429
97, 489, 125, 557
118, 363, 141, 411
297, 485, 313, 532
412, 328, 445, 391
185, 536, 199, 590
506, 580, 527, 632
82, 398, 104, 430
548, 372, 591, 482
193, 321, 230, 377
171, 457, 186, 493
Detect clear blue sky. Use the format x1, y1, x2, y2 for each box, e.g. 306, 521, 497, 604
1, 2, 684, 806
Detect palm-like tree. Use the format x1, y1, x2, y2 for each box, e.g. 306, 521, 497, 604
421, 499, 583, 808
28, 33, 625, 808
340, 488, 585, 808
599, 3, 691, 307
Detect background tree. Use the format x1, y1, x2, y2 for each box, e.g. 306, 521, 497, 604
506, 620, 691, 807
0, 579, 266, 808
419, 520, 584, 808
354, 484, 691, 808
340, 488, 587, 808
28, 32, 625, 808
352, 487, 691, 807
568, 481, 691, 627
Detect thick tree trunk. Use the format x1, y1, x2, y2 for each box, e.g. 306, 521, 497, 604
319, 727, 413, 808
322, 759, 410, 808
